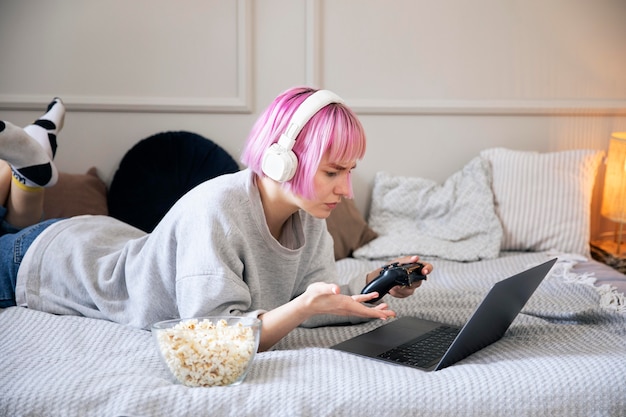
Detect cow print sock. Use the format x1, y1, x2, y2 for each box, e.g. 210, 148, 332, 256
23, 97, 65, 160
0, 98, 65, 188
0, 120, 56, 189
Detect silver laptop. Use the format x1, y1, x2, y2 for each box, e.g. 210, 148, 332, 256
330, 258, 557, 371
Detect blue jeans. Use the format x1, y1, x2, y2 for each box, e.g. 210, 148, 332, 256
0, 206, 62, 308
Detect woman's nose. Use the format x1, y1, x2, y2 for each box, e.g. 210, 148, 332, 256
335, 174, 351, 197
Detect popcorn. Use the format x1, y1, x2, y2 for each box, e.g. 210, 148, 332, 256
155, 318, 257, 387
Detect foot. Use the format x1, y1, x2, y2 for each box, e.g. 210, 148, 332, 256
0, 120, 57, 188
23, 97, 65, 159
0, 98, 65, 188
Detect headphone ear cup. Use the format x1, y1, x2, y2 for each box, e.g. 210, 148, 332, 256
261, 90, 343, 183
262, 143, 298, 182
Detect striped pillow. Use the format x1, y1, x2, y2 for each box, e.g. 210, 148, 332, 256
480, 148, 604, 256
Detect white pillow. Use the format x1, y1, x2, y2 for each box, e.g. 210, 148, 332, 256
354, 156, 502, 262
480, 148, 604, 256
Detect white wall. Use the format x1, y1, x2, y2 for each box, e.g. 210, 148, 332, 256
1, 0, 625, 238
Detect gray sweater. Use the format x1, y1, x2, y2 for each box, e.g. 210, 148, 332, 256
16, 169, 364, 329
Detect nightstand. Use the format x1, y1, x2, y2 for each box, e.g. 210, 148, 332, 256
590, 240, 626, 274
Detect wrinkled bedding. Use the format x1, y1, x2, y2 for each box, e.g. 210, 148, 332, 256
1, 252, 624, 417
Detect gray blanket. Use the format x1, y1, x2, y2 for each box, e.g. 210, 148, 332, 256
1, 252, 624, 417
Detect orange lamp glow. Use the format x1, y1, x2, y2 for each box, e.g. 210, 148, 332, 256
601, 132, 626, 253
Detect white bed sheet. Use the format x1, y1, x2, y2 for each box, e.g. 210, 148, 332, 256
1, 252, 624, 417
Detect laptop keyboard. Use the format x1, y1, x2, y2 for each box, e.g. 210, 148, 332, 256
377, 325, 460, 368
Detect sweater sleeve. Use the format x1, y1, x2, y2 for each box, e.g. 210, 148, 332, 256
172, 215, 259, 319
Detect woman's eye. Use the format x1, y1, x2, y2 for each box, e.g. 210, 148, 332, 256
326, 171, 339, 177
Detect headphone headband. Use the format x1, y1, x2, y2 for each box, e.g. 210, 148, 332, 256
276, 90, 345, 149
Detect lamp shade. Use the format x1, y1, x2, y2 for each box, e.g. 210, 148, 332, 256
601, 132, 626, 223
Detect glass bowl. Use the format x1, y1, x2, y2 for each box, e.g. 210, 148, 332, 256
152, 316, 261, 387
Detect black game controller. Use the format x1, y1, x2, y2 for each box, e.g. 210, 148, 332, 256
361, 262, 427, 302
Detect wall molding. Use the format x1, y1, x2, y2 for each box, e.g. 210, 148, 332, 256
304, 1, 626, 117
0, 0, 253, 114
348, 99, 626, 116
305, 0, 322, 88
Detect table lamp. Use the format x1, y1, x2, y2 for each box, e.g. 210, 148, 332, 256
601, 132, 626, 254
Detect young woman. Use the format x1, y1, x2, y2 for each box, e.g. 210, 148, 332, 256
0, 87, 432, 351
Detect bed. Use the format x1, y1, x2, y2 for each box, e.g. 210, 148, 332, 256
1, 140, 625, 417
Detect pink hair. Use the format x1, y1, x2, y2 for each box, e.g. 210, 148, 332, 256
240, 86, 366, 199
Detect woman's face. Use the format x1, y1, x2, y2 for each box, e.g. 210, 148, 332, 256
295, 152, 355, 219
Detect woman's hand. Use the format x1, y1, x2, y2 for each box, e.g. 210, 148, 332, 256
257, 282, 395, 352
300, 282, 396, 320
365, 255, 433, 299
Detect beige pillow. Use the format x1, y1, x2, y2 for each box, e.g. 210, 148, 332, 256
480, 148, 604, 256
326, 197, 378, 260
43, 167, 108, 219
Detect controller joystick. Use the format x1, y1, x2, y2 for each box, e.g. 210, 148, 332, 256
361, 262, 427, 303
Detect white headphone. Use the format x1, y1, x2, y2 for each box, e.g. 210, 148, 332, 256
261, 89, 345, 182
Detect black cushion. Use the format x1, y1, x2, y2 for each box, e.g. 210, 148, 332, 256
108, 131, 239, 232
